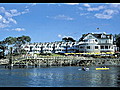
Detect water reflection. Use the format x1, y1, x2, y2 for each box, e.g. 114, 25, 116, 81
0, 66, 120, 87
88, 66, 120, 87
18, 66, 120, 87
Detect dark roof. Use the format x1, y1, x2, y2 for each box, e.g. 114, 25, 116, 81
79, 33, 112, 41
92, 34, 112, 39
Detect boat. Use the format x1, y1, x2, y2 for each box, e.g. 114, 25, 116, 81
81, 67, 89, 71
96, 66, 109, 70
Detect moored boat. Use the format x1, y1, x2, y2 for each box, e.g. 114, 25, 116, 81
96, 66, 109, 70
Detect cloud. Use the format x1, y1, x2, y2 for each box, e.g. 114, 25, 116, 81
94, 9, 119, 19
94, 14, 112, 19
63, 3, 80, 5
83, 3, 91, 7
0, 6, 30, 29
77, 3, 120, 19
0, 7, 6, 13
25, 3, 37, 8
31, 3, 37, 6
47, 15, 74, 21
47, 3, 79, 6
104, 9, 119, 15
80, 13, 89, 16
0, 23, 9, 28
8, 18, 17, 24
78, 7, 84, 10
12, 28, 25, 31
54, 15, 74, 20
58, 34, 62, 38
82, 3, 105, 11
9, 9, 29, 17
109, 3, 120, 8
87, 5, 105, 11
21, 9, 29, 14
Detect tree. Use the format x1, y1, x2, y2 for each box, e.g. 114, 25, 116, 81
64, 43, 69, 53
2, 35, 31, 55
0, 40, 8, 58
4, 37, 17, 45
52, 44, 55, 53
114, 34, 120, 51
62, 37, 76, 42
14, 35, 31, 54
16, 35, 31, 45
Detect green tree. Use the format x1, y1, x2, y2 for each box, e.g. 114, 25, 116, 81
4, 37, 17, 45
62, 37, 76, 42
15, 35, 31, 54
0, 41, 7, 58
2, 35, 31, 56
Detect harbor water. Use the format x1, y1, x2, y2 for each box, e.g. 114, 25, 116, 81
0, 66, 120, 87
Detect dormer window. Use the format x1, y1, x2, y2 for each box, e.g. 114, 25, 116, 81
89, 36, 92, 39
83, 40, 88, 42
95, 39, 98, 42
101, 34, 106, 38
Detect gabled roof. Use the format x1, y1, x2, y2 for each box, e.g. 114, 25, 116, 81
79, 33, 112, 41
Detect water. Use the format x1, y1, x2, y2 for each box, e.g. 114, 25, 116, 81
0, 66, 120, 87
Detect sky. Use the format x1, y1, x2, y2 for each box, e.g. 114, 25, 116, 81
0, 3, 120, 43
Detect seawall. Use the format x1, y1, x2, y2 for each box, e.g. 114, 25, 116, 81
1, 56, 120, 68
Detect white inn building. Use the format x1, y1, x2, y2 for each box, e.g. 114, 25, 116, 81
21, 32, 117, 54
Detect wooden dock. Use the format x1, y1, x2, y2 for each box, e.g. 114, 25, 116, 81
1, 55, 120, 68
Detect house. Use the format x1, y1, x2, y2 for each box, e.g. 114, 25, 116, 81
21, 32, 117, 54
79, 32, 116, 53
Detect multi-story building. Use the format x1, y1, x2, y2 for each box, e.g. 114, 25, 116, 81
21, 32, 117, 54
78, 32, 116, 53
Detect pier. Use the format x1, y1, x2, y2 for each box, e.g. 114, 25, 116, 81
1, 55, 120, 68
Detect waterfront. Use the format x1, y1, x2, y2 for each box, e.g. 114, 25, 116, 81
0, 66, 120, 87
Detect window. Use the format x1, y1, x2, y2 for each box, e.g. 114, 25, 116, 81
87, 46, 90, 49
89, 36, 92, 39
76, 46, 79, 48
100, 46, 104, 49
59, 44, 61, 47
105, 46, 108, 49
102, 35, 106, 38
80, 46, 84, 49
95, 39, 98, 42
106, 40, 108, 43
95, 46, 98, 49
83, 40, 88, 42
